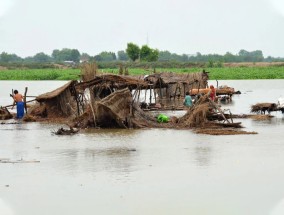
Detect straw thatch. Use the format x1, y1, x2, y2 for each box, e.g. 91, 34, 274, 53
36, 81, 76, 102
71, 90, 248, 136
178, 95, 212, 128
145, 71, 209, 99
0, 107, 13, 120
95, 88, 132, 128
80, 62, 98, 82
249, 115, 274, 120
194, 128, 257, 135
35, 80, 78, 118
251, 103, 277, 114
75, 74, 147, 93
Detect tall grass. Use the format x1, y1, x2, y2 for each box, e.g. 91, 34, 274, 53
0, 66, 283, 80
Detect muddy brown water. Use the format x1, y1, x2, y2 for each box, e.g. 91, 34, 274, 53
1, 80, 284, 215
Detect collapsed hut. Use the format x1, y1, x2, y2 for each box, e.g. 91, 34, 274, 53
22, 69, 254, 135
70, 87, 254, 135
145, 71, 209, 99
73, 71, 210, 111
31, 80, 78, 118
143, 71, 238, 105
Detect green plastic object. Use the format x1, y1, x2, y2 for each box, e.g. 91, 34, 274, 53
157, 114, 169, 123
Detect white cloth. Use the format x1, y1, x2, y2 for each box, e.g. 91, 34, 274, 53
278, 97, 284, 108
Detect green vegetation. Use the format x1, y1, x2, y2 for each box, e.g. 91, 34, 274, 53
0, 66, 284, 80
100, 67, 284, 80
0, 69, 80, 80
206, 67, 284, 80
2, 48, 284, 65
126, 43, 140, 61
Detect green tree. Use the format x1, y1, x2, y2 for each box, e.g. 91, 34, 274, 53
0, 52, 22, 63
126, 43, 140, 61
158, 50, 172, 61
94, 51, 116, 61
51, 49, 60, 61
140, 45, 152, 61
224, 52, 236, 62
140, 45, 159, 62
117, 50, 129, 61
70, 49, 80, 63
181, 54, 189, 62
33, 52, 52, 62
51, 48, 80, 62
147, 48, 159, 62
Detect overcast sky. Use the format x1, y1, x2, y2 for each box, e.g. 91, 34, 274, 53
0, 0, 284, 57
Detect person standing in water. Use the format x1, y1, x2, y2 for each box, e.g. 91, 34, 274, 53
183, 92, 193, 108
209, 85, 216, 101
12, 90, 24, 119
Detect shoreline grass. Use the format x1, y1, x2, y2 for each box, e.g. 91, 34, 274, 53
0, 66, 284, 80
0, 69, 80, 80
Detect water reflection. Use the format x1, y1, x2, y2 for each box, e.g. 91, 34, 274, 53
84, 147, 137, 173
193, 146, 212, 167
83, 128, 139, 138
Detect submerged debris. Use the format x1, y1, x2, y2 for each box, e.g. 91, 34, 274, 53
0, 107, 13, 120
0, 158, 40, 164
53, 127, 79, 135
194, 128, 257, 135
249, 115, 274, 120
251, 103, 277, 114
23, 114, 37, 122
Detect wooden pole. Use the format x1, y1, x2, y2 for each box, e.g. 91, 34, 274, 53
144, 85, 147, 103
154, 88, 157, 104
149, 84, 152, 104
159, 78, 162, 99
209, 99, 230, 123
137, 86, 141, 101
3, 99, 36, 109
24, 87, 28, 114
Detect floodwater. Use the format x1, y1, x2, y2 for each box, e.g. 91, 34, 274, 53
1, 80, 284, 215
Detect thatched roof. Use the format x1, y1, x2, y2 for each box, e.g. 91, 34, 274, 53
161, 72, 208, 84
75, 71, 209, 93
95, 88, 132, 128
75, 74, 147, 92
36, 81, 77, 102
145, 71, 209, 90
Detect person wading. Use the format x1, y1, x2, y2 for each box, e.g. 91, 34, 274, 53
12, 90, 25, 119
183, 92, 193, 108
208, 85, 216, 101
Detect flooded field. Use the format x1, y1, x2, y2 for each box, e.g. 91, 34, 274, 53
1, 80, 284, 215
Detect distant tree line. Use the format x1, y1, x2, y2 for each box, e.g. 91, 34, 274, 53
1, 46, 284, 65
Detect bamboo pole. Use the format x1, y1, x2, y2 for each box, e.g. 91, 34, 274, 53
149, 84, 152, 104
3, 99, 36, 109
24, 87, 28, 114
208, 99, 230, 123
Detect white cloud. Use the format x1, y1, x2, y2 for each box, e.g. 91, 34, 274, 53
0, 0, 15, 17
271, 0, 284, 16
0, 198, 14, 215
270, 198, 284, 215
